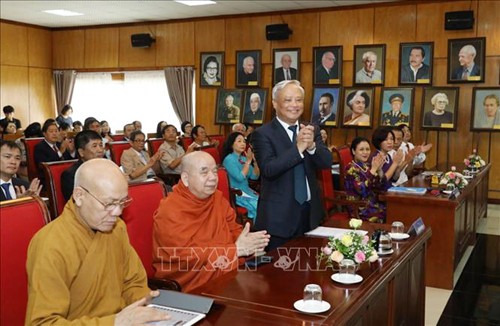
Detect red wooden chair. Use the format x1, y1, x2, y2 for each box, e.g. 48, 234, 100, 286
108, 141, 131, 166
145, 138, 181, 186
208, 134, 225, 158
0, 196, 50, 326
217, 167, 250, 226
121, 178, 180, 291
22, 137, 44, 181
332, 145, 353, 190
41, 160, 78, 219
317, 168, 368, 223
181, 137, 194, 152
111, 134, 125, 141
147, 138, 164, 156
196, 145, 221, 165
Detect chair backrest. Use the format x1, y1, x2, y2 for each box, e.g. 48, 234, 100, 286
111, 134, 125, 141
2, 133, 23, 141
208, 134, 225, 158
121, 179, 166, 278
0, 196, 50, 326
41, 160, 78, 218
147, 138, 164, 156
332, 145, 353, 190
216, 167, 232, 204
317, 168, 336, 212
181, 137, 194, 152
109, 141, 131, 166
196, 145, 221, 165
22, 137, 44, 181
146, 132, 157, 140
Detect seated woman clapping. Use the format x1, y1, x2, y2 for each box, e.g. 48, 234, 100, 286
371, 127, 405, 188
222, 132, 260, 219
344, 137, 399, 223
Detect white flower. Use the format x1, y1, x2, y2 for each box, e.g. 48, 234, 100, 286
349, 218, 362, 229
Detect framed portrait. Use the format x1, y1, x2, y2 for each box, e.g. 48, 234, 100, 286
379, 87, 414, 128
471, 87, 500, 132
399, 42, 433, 85
310, 87, 340, 127
313, 46, 342, 86
353, 44, 386, 86
420, 87, 459, 131
236, 50, 261, 87
341, 87, 375, 128
447, 37, 486, 83
199, 52, 224, 88
272, 48, 300, 86
215, 89, 244, 125
242, 89, 268, 125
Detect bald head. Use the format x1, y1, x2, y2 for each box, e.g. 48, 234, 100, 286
75, 158, 127, 190
181, 152, 218, 199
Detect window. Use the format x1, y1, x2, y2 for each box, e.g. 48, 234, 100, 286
71, 70, 183, 134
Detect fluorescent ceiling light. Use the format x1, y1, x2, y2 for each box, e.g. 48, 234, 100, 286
43, 9, 84, 17
175, 1, 216, 6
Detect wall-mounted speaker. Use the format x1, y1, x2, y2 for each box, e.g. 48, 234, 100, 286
266, 24, 292, 41
131, 33, 155, 48
445, 11, 474, 30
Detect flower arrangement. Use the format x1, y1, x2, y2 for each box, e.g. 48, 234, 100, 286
319, 219, 378, 266
463, 149, 486, 171
439, 166, 468, 190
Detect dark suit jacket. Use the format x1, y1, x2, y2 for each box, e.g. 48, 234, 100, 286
237, 70, 257, 85
452, 64, 481, 80
312, 113, 336, 126
0, 178, 30, 201
400, 63, 430, 82
252, 118, 332, 238
315, 65, 339, 83
0, 118, 21, 129
34, 140, 74, 183
243, 109, 263, 124
61, 160, 84, 201
274, 67, 297, 83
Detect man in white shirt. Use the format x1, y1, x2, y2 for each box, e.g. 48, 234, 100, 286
0, 141, 42, 201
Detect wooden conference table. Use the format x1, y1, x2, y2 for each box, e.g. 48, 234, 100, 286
386, 163, 490, 289
194, 221, 432, 325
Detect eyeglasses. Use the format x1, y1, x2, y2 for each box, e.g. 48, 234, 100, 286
80, 186, 132, 211
133, 139, 146, 143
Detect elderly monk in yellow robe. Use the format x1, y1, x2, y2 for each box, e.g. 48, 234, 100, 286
153, 151, 270, 293
25, 159, 170, 325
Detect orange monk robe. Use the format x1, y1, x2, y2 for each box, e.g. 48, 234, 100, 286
153, 181, 244, 293
25, 199, 150, 325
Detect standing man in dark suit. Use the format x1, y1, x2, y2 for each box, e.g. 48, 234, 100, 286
34, 119, 76, 185
252, 80, 332, 250
0, 140, 42, 201
274, 54, 297, 83
452, 44, 481, 80
315, 51, 338, 84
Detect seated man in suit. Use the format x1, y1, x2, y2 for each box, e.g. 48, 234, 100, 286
252, 80, 332, 250
121, 130, 163, 181
274, 54, 297, 83
153, 151, 270, 292
0, 140, 42, 201
26, 159, 169, 325
61, 130, 105, 201
122, 123, 135, 141
34, 119, 76, 185
452, 44, 481, 80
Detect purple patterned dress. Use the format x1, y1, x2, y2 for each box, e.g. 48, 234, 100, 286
344, 160, 390, 223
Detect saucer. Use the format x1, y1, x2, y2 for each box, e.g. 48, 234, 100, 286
443, 190, 453, 195
463, 175, 473, 179
377, 248, 394, 256
389, 232, 410, 240
293, 299, 331, 313
331, 273, 363, 284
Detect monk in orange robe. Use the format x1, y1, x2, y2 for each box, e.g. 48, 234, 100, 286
25, 159, 169, 325
153, 151, 270, 293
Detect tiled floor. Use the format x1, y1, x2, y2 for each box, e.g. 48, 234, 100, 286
425, 204, 500, 325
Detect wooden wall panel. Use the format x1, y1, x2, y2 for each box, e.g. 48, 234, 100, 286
0, 65, 29, 125
28, 27, 52, 68
84, 28, 119, 68
195, 88, 217, 134
225, 16, 272, 65
119, 25, 157, 68
416, 1, 477, 58
270, 12, 320, 63
28, 68, 55, 122
0, 22, 28, 66
320, 8, 374, 61
478, 1, 500, 56
52, 30, 85, 69
156, 22, 195, 67
195, 20, 225, 55
488, 132, 500, 200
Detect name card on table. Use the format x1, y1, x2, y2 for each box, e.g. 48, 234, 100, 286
408, 217, 425, 236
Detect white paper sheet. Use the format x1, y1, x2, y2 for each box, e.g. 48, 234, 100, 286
305, 226, 368, 238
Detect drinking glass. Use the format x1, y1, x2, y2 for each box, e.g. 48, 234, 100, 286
303, 284, 322, 305
391, 221, 405, 234
339, 259, 356, 280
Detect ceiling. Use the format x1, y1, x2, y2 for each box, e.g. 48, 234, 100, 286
0, 0, 397, 29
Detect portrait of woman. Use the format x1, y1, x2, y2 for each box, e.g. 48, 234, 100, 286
421, 88, 459, 130
342, 88, 374, 128
471, 87, 500, 131
200, 52, 224, 87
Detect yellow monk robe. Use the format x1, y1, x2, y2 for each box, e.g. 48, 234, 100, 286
153, 181, 244, 293
25, 199, 150, 325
